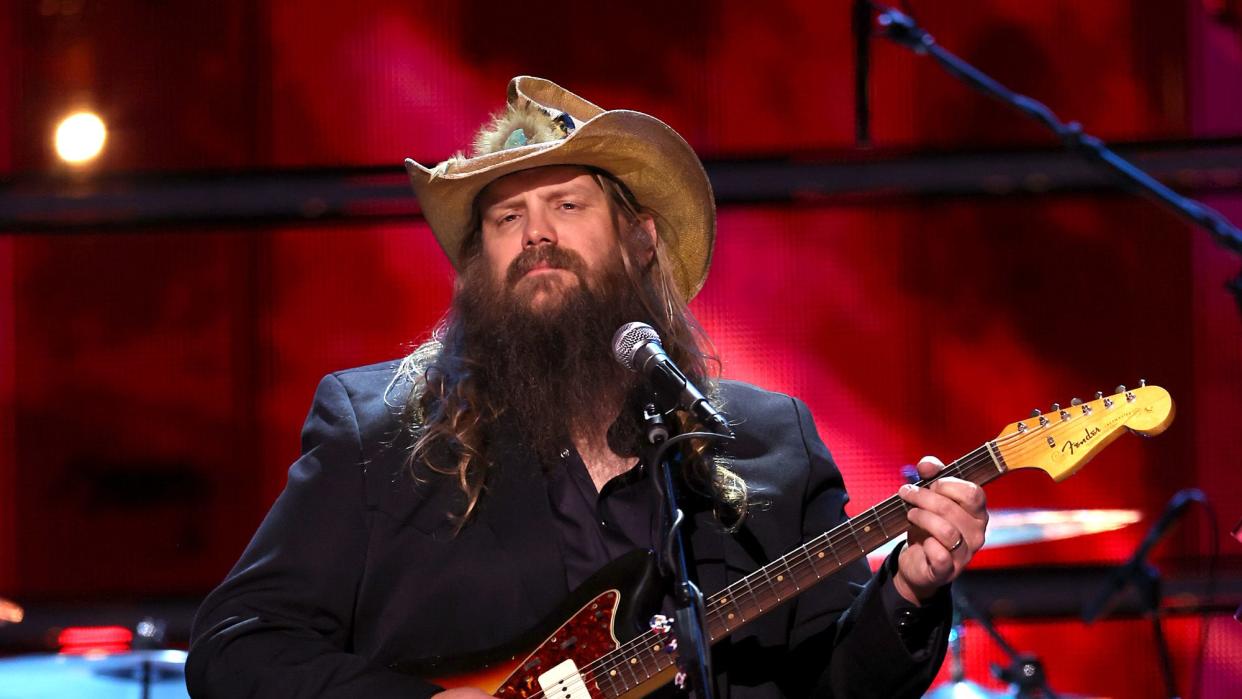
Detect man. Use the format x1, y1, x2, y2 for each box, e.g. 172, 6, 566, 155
186, 76, 988, 698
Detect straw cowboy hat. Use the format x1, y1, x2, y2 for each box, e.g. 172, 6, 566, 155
404, 76, 716, 300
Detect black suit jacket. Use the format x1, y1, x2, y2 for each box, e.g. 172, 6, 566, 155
187, 361, 948, 698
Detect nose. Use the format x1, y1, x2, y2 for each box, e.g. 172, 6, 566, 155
522, 207, 557, 248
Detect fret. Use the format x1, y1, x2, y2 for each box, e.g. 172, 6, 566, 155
879, 497, 909, 536
756, 558, 781, 606
765, 552, 794, 595
737, 572, 759, 617
801, 542, 825, 579
637, 648, 653, 680
596, 665, 620, 699
621, 651, 642, 689
603, 661, 625, 695
825, 534, 844, 568
712, 593, 741, 634
856, 507, 885, 550
779, 552, 801, 591
873, 507, 890, 539
806, 538, 836, 577
845, 519, 866, 554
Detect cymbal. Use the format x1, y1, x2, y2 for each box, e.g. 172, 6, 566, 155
925, 681, 1008, 699
0, 597, 22, 625
926, 680, 1107, 699
867, 508, 1142, 565
0, 650, 188, 699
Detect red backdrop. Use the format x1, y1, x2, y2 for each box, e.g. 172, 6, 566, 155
3, 1, 1241, 696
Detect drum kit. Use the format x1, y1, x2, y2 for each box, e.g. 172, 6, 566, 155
0, 508, 1141, 698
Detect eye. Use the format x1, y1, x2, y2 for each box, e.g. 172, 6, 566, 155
497, 212, 519, 225
560, 201, 580, 211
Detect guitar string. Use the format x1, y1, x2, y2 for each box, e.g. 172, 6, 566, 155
579, 425, 1035, 693
599, 412, 1089, 684
529, 420, 1086, 699
544, 446, 1005, 697
518, 401, 1129, 699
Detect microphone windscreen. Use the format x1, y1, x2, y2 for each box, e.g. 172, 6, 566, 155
612, 322, 660, 371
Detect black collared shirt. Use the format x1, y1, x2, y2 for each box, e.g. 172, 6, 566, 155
544, 448, 660, 591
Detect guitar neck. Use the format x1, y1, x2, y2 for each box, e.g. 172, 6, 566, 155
701, 441, 1007, 641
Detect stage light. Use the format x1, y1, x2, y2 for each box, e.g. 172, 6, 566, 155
54, 111, 107, 165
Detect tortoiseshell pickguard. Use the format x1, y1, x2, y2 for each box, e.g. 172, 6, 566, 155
491, 589, 622, 699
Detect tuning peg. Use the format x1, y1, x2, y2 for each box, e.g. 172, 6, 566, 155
1095, 391, 1104, 399
1139, 378, 1147, 387
1051, 403, 1061, 412
1030, 408, 1041, 418
1115, 385, 1126, 394
1070, 397, 1083, 406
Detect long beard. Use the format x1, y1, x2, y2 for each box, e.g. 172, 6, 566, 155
453, 244, 656, 463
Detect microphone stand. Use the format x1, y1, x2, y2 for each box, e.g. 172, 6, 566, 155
951, 588, 1062, 699
641, 403, 733, 699
1080, 488, 1204, 699
862, 2, 1242, 315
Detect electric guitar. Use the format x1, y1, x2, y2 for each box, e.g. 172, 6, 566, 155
396, 384, 1175, 699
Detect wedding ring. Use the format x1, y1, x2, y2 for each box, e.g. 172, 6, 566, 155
950, 537, 964, 552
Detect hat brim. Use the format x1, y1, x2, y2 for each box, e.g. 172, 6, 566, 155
406, 109, 715, 301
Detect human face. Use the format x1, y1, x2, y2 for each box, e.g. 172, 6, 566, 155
476, 166, 621, 312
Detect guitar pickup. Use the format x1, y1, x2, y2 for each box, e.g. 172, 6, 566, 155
538, 659, 590, 699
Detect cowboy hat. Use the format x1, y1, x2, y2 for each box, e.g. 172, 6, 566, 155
404, 76, 715, 300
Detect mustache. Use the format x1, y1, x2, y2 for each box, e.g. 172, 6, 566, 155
505, 245, 590, 288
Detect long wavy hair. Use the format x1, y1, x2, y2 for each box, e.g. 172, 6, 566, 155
396, 169, 747, 530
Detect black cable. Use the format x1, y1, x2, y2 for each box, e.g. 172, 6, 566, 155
646, 430, 734, 575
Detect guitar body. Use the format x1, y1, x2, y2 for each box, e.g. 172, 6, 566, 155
394, 549, 669, 699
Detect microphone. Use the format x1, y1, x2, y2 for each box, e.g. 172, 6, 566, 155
612, 322, 732, 436
1082, 488, 1205, 623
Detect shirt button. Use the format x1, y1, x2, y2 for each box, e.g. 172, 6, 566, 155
559, 448, 570, 459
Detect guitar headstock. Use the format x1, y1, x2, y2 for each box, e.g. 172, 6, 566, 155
993, 382, 1174, 482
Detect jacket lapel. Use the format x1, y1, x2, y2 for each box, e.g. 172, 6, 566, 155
477, 436, 569, 625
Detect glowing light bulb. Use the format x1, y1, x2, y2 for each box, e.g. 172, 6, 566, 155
54, 111, 107, 164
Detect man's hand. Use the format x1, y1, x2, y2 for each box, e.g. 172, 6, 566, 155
432, 688, 494, 699
893, 456, 988, 604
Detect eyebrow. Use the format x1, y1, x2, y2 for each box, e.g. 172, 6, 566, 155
483, 185, 598, 213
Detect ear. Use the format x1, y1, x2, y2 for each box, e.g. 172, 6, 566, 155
636, 214, 658, 263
